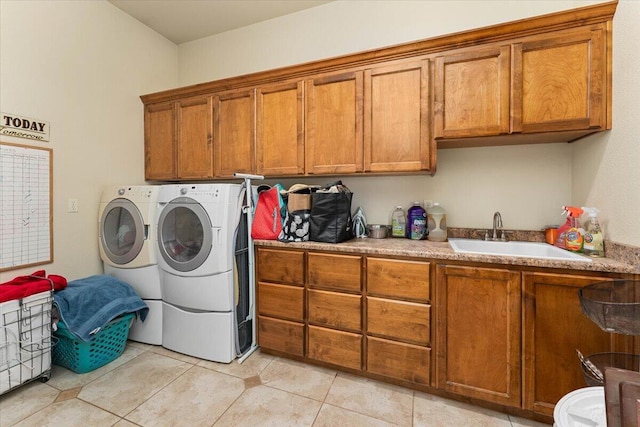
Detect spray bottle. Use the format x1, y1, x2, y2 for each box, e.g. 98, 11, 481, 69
581, 207, 604, 257
554, 206, 584, 251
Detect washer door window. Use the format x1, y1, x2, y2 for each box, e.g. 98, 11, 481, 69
158, 197, 212, 272
100, 199, 145, 265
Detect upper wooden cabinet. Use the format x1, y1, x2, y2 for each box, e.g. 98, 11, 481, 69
512, 25, 608, 134
435, 23, 610, 145
141, 2, 615, 180
144, 96, 213, 181
434, 45, 511, 139
305, 71, 364, 175
214, 89, 255, 178
144, 101, 176, 180
177, 96, 214, 179
256, 81, 304, 176
365, 59, 432, 172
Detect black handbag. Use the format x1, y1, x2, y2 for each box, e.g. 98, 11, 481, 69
309, 181, 354, 243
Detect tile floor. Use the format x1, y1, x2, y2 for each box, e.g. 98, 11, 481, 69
0, 342, 552, 427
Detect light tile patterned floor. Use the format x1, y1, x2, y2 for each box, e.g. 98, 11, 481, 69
0, 342, 551, 426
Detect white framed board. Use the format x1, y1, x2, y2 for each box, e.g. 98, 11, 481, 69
0, 141, 53, 272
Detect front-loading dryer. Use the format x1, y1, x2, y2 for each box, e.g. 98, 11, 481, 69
98, 185, 162, 345
156, 183, 246, 363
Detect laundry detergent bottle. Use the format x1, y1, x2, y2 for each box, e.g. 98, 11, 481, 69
581, 207, 604, 257
407, 202, 427, 240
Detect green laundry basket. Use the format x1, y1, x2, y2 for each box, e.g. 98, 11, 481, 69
52, 313, 134, 373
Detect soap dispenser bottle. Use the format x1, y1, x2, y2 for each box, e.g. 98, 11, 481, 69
581, 207, 604, 257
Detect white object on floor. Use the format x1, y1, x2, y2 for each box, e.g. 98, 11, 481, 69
554, 386, 606, 427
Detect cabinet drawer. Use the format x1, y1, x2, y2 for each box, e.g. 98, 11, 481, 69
308, 253, 362, 292
367, 258, 430, 301
308, 289, 362, 332
258, 316, 304, 356
367, 297, 430, 345
308, 325, 362, 370
367, 336, 430, 385
258, 282, 304, 321
257, 248, 304, 285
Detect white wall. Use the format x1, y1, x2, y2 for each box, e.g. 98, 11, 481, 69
572, 0, 640, 246
0, 0, 178, 280
176, 0, 640, 243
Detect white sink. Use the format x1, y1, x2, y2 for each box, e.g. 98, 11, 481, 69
448, 238, 592, 263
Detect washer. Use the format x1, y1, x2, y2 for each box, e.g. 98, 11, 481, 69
98, 185, 162, 345
156, 183, 247, 363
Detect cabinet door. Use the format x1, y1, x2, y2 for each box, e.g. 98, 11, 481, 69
144, 101, 176, 180
367, 297, 429, 345
256, 81, 304, 176
364, 60, 432, 172
512, 25, 608, 134
305, 71, 363, 174
308, 289, 362, 332
308, 252, 362, 292
258, 316, 304, 357
435, 265, 521, 407
522, 272, 635, 417
214, 89, 255, 178
177, 96, 214, 179
434, 45, 511, 139
256, 248, 304, 285
368, 337, 430, 385
308, 325, 362, 370
367, 258, 430, 302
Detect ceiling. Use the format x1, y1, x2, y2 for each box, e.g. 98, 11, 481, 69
108, 0, 333, 44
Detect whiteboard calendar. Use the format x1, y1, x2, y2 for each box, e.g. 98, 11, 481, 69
1, 142, 53, 271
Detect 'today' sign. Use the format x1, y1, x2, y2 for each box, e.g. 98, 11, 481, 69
1, 112, 50, 142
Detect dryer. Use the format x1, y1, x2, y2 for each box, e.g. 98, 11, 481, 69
156, 183, 247, 363
98, 185, 162, 345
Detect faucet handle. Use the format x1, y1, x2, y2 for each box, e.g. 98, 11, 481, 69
500, 230, 514, 241
475, 229, 489, 240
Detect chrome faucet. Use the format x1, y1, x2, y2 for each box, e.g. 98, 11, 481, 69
492, 211, 503, 241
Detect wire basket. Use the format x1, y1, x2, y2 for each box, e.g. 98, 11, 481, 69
580, 352, 640, 386
579, 280, 640, 335
52, 313, 134, 374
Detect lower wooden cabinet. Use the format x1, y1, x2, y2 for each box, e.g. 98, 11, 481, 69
258, 316, 304, 357
256, 248, 305, 357
308, 325, 362, 370
367, 337, 430, 385
308, 289, 362, 332
255, 245, 636, 423
522, 272, 636, 417
367, 297, 430, 345
435, 264, 521, 407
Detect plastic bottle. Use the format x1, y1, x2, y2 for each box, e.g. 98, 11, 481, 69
390, 206, 407, 238
407, 202, 427, 240
554, 206, 584, 251
427, 202, 447, 242
581, 207, 604, 257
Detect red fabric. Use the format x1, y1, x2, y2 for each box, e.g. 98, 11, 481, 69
251, 187, 283, 240
0, 270, 67, 303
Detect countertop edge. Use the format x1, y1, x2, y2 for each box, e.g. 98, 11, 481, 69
253, 238, 639, 275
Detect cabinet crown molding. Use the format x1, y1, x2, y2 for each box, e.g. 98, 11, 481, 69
140, 1, 617, 105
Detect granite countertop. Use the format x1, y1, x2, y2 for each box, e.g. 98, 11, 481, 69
254, 237, 639, 274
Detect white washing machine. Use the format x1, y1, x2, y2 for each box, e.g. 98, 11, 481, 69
156, 183, 246, 363
98, 185, 162, 345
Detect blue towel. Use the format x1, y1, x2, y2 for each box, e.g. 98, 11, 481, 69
53, 275, 148, 342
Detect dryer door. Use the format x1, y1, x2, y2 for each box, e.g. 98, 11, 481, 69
100, 199, 145, 265
157, 197, 212, 272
